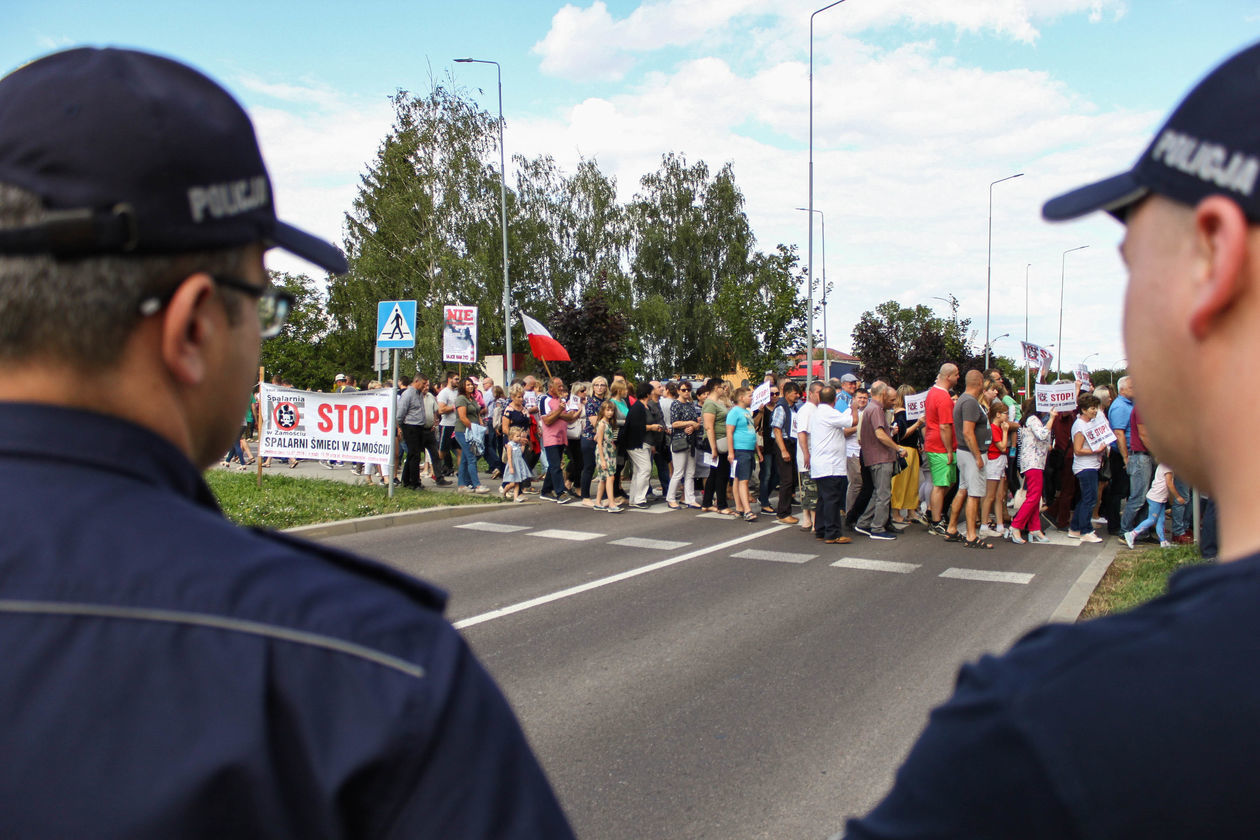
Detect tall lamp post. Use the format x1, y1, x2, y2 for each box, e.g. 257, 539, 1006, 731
985, 172, 1023, 369
796, 206, 826, 377
1057, 244, 1089, 380
807, 0, 847, 389
455, 57, 513, 383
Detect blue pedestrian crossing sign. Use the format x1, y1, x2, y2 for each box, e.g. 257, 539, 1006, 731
376, 300, 417, 349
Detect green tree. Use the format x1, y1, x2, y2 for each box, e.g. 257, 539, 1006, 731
259, 271, 343, 390
330, 82, 503, 378
628, 153, 806, 376
548, 278, 631, 381
851, 298, 979, 388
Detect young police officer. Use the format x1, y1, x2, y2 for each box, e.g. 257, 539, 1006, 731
845, 40, 1260, 839
0, 48, 572, 837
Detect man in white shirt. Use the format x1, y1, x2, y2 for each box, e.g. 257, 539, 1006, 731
810, 386, 853, 544
794, 381, 823, 533
436, 371, 459, 479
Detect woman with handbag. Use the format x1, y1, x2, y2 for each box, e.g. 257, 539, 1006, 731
890, 384, 925, 526
665, 381, 701, 509
454, 377, 488, 493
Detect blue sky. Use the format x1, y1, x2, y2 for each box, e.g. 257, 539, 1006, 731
5, 1, 1260, 375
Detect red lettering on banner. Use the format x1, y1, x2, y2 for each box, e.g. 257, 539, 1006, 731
364, 406, 384, 434
349, 405, 364, 435
317, 403, 333, 432
333, 403, 348, 431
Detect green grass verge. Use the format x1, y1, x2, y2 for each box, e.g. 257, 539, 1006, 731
1080, 543, 1208, 619
205, 470, 500, 529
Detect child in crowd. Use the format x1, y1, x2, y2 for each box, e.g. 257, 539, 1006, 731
980, 401, 1012, 539
593, 400, 622, 513
502, 427, 529, 502
1124, 463, 1186, 549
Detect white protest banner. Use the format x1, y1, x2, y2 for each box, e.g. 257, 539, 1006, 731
1035, 382, 1077, 412
1020, 341, 1043, 366
523, 390, 539, 412
259, 384, 395, 466
1039, 347, 1054, 378
566, 394, 582, 412
905, 391, 928, 421
1083, 415, 1117, 449
442, 305, 478, 364
1074, 364, 1092, 387
750, 381, 773, 412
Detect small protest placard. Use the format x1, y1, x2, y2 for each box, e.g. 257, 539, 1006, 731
1083, 415, 1117, 449
750, 382, 773, 412
1035, 382, 1077, 413
905, 391, 927, 421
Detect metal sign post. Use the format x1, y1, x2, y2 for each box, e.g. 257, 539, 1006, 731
377, 300, 417, 500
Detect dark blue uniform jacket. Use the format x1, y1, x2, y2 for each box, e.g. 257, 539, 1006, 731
0, 403, 574, 839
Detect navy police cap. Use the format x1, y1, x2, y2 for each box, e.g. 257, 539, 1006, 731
0, 47, 347, 274
1045, 41, 1260, 223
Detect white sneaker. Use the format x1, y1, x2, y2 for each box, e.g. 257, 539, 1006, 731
1160, 540, 1173, 548
1124, 530, 1136, 550
474, 486, 489, 494
1079, 533, 1103, 544
978, 525, 1001, 538
1091, 517, 1107, 527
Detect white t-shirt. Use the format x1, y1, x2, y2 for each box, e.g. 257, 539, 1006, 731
1071, 417, 1103, 473
795, 401, 818, 473
436, 386, 458, 428
1147, 463, 1174, 504
809, 403, 851, 479
842, 408, 862, 457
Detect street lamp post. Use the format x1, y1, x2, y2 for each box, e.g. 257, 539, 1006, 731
796, 206, 826, 377
455, 57, 513, 384
807, 0, 847, 390
1058, 245, 1089, 380
985, 172, 1023, 370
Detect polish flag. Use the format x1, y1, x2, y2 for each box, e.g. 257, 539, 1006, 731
521, 313, 570, 362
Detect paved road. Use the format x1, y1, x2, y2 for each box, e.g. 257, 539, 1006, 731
320, 500, 1112, 840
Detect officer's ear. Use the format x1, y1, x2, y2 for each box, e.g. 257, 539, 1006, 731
159, 273, 218, 386
1188, 195, 1248, 340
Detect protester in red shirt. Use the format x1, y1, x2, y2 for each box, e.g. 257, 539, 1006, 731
923, 363, 960, 533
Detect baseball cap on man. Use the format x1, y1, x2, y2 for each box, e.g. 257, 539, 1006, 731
840, 373, 859, 383
0, 47, 347, 274
1044, 41, 1260, 223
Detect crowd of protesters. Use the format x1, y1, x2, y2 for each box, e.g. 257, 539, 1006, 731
289, 362, 1210, 555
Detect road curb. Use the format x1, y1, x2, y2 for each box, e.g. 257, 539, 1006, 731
1049, 537, 1121, 623
286, 500, 526, 539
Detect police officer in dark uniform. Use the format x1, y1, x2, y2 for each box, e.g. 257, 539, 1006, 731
0, 48, 573, 838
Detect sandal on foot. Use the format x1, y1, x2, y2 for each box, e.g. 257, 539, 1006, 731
943, 530, 965, 543
744, 512, 758, 522
964, 537, 996, 549
667, 502, 681, 509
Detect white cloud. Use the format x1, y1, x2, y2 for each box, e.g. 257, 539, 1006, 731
238, 79, 395, 279
532, 0, 1128, 81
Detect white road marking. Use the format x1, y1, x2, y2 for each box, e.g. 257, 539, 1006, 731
454, 525, 789, 629
697, 512, 738, 520
732, 548, 816, 564
529, 529, 604, 542
830, 557, 920, 574
940, 568, 1035, 585
627, 505, 672, 514
454, 522, 529, 534
610, 537, 692, 551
